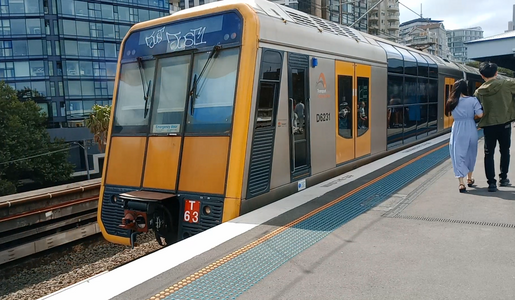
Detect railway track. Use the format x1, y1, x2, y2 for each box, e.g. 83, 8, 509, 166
0, 179, 102, 266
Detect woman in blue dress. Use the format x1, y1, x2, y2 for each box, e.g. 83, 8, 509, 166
446, 79, 484, 193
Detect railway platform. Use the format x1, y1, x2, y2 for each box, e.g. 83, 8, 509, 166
41, 128, 515, 300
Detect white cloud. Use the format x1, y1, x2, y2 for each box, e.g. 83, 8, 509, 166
398, 0, 512, 37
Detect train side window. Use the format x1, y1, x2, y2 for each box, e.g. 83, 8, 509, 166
377, 41, 403, 74
255, 82, 276, 125
418, 78, 429, 103
337, 75, 353, 139
357, 77, 369, 137
255, 50, 283, 128
422, 54, 438, 78
428, 79, 438, 103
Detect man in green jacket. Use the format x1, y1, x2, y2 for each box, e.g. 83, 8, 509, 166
474, 62, 515, 192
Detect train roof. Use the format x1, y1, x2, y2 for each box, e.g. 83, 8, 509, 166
166, 0, 489, 78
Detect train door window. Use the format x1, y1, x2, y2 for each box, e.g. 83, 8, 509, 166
150, 54, 191, 134
291, 67, 308, 168
337, 75, 353, 139
356, 77, 369, 137
445, 84, 450, 103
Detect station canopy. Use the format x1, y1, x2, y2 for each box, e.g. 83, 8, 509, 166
465, 31, 515, 71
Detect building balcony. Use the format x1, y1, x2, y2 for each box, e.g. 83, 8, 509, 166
387, 4, 399, 11
387, 13, 399, 21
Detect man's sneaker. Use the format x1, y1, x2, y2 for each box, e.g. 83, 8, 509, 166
500, 179, 511, 187
488, 184, 498, 192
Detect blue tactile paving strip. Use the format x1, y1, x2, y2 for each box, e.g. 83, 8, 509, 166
162, 143, 451, 300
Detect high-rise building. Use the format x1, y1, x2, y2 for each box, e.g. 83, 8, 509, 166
171, 0, 368, 33
507, 4, 515, 32
447, 27, 483, 63
399, 18, 451, 60
367, 0, 399, 42
0, 0, 169, 175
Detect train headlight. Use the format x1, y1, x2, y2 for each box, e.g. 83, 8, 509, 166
204, 206, 211, 215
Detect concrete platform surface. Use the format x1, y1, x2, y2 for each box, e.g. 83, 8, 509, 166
238, 129, 515, 300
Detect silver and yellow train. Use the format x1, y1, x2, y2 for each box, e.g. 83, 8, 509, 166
98, 0, 498, 247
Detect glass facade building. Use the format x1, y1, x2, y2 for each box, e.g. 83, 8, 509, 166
447, 27, 483, 63
0, 0, 169, 174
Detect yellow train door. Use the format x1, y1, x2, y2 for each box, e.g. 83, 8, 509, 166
444, 77, 455, 129
335, 61, 371, 165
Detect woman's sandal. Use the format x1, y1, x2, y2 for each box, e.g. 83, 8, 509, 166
467, 178, 475, 187
459, 184, 467, 193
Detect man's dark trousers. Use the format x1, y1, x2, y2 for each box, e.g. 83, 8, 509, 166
483, 122, 511, 185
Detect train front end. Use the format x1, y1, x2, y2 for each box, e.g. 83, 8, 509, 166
98, 3, 258, 247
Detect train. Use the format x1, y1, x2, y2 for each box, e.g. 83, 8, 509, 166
98, 0, 506, 247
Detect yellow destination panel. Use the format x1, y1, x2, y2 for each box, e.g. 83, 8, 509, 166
105, 137, 146, 187
179, 136, 230, 195
143, 136, 181, 190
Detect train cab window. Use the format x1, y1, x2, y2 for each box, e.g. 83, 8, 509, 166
337, 75, 353, 139
186, 47, 240, 134
255, 50, 283, 128
150, 55, 191, 134
357, 77, 369, 137
112, 60, 155, 134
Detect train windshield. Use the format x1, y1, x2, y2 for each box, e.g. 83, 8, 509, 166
113, 61, 156, 131
112, 11, 242, 135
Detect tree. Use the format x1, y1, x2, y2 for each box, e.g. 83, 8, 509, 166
0, 81, 75, 196
466, 61, 514, 78
85, 104, 111, 152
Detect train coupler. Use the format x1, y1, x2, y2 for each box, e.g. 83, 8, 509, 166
116, 190, 178, 247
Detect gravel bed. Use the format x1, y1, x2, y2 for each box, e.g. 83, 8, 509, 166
0, 232, 162, 300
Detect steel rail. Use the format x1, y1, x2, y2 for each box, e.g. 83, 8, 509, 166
0, 179, 101, 209
0, 196, 99, 224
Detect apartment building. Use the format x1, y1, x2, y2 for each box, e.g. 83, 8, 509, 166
399, 18, 451, 59
368, 0, 399, 42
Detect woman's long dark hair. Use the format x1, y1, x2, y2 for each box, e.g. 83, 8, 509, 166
445, 79, 468, 116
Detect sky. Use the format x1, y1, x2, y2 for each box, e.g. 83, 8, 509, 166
398, 0, 513, 38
